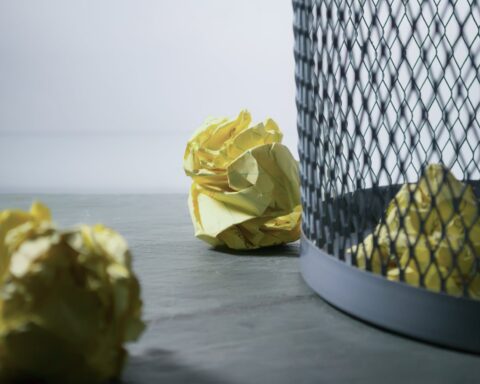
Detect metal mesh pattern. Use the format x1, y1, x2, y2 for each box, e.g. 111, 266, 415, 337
294, 0, 480, 298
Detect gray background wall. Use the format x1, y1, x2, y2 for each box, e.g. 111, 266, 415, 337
0, 0, 297, 193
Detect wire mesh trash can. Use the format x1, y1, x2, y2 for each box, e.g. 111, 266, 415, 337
293, 0, 480, 352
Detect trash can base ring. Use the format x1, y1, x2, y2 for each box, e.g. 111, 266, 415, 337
300, 234, 480, 354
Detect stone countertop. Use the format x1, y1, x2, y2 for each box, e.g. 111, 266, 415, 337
0, 194, 478, 384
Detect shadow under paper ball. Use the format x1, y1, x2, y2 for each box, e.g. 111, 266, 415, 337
119, 349, 233, 384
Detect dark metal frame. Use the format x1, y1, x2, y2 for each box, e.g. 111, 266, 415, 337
294, 0, 480, 352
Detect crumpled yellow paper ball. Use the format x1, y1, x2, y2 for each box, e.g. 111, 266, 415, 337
0, 202, 144, 383
184, 110, 302, 249
349, 164, 480, 299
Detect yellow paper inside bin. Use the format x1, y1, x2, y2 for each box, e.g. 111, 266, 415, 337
349, 164, 480, 299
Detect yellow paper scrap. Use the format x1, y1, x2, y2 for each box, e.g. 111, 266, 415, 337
184, 110, 302, 249
0, 202, 144, 384
349, 164, 480, 299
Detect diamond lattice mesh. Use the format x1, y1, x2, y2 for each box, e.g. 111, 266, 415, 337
294, 0, 480, 298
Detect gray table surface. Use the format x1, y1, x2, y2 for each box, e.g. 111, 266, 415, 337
0, 194, 478, 384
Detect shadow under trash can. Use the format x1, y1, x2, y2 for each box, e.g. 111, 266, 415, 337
293, 0, 480, 353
